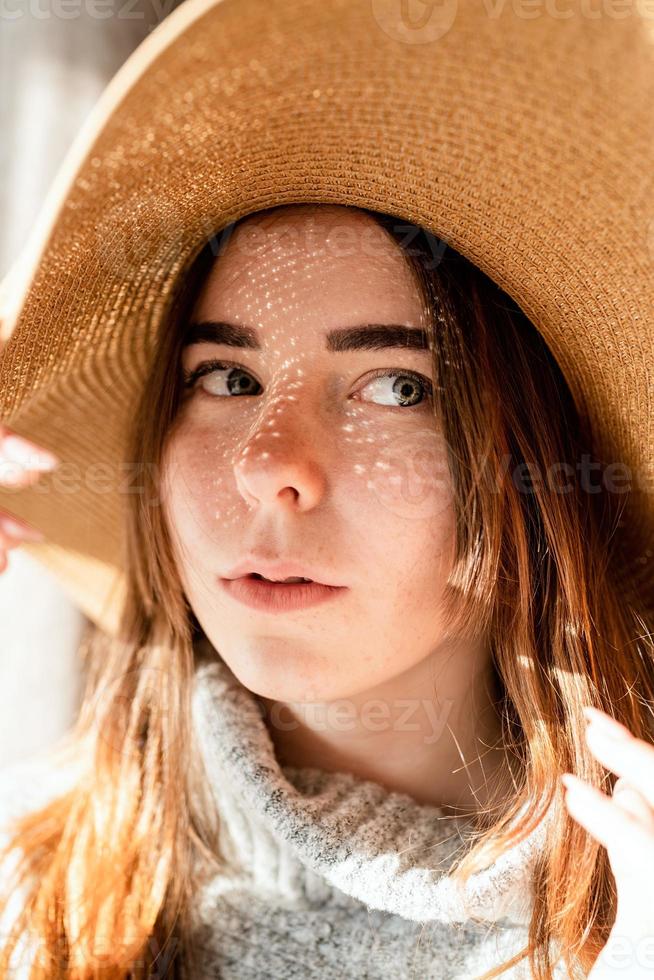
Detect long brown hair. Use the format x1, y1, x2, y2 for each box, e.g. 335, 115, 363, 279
1, 204, 652, 978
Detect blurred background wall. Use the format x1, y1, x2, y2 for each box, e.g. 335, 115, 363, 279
0, 0, 184, 767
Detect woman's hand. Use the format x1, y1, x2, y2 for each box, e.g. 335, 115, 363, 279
562, 707, 654, 979
0, 424, 59, 571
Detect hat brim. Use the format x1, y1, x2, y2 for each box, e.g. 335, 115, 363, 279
1, 0, 652, 634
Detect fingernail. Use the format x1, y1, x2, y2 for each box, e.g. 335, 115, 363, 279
0, 515, 44, 541
582, 706, 630, 740
612, 779, 633, 800
1, 436, 58, 471
561, 773, 591, 796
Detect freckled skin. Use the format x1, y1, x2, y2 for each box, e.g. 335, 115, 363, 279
161, 204, 513, 813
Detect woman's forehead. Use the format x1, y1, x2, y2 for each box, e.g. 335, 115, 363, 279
191, 209, 425, 327
217, 205, 406, 274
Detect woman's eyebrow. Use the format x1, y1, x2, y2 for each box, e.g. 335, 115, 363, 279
182, 320, 430, 352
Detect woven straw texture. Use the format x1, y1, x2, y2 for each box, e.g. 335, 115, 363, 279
0, 0, 652, 635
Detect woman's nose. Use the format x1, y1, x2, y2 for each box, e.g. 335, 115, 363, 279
232, 416, 327, 513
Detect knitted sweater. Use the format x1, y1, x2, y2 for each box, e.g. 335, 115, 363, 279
0, 652, 573, 979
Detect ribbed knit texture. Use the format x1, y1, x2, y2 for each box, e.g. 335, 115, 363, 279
185, 654, 570, 979
0, 652, 577, 978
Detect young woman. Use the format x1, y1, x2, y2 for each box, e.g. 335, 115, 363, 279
0, 201, 653, 980
1, 0, 653, 973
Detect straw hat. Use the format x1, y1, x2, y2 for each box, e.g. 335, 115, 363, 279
0, 0, 652, 637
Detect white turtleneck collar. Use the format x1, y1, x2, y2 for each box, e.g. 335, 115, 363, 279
190, 649, 557, 930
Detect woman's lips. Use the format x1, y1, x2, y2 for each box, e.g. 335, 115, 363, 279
219, 575, 347, 613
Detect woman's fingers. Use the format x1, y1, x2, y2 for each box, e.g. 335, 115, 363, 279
0, 425, 59, 487
612, 776, 654, 827
0, 513, 45, 543
562, 706, 654, 943
0, 466, 49, 488
562, 773, 654, 859
0, 513, 46, 574
0, 427, 57, 559
0, 510, 47, 575
582, 708, 654, 812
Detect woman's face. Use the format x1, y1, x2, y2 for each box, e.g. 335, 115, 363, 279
162, 204, 457, 702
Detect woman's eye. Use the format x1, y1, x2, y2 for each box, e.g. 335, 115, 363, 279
183, 360, 262, 396
182, 361, 433, 409
355, 369, 433, 409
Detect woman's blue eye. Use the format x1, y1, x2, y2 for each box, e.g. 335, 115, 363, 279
182, 360, 433, 409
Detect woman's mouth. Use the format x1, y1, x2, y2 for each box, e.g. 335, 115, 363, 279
219, 574, 347, 613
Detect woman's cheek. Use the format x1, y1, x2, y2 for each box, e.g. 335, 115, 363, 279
162, 427, 234, 559
363, 426, 454, 526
